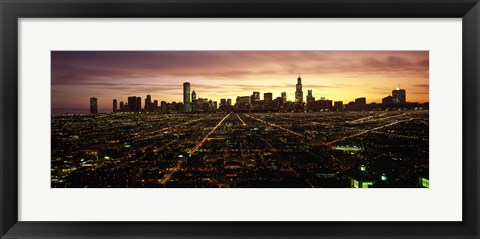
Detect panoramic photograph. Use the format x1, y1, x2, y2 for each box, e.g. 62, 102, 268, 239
51, 51, 429, 188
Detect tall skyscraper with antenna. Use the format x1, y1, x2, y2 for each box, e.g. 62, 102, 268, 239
295, 73, 303, 103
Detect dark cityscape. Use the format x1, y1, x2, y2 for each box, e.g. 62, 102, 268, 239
52, 74, 429, 188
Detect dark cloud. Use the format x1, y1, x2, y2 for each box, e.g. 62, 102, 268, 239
52, 51, 428, 85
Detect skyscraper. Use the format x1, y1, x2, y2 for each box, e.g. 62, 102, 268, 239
295, 73, 303, 103
251, 91, 260, 103
208, 100, 214, 112
382, 95, 393, 105
136, 97, 142, 112
127, 96, 141, 112
227, 99, 232, 106
183, 82, 191, 112
119, 101, 124, 112
145, 92, 152, 112
90, 97, 97, 114
128, 96, 136, 112
236, 96, 251, 105
281, 92, 287, 103
306, 89, 315, 108
355, 97, 366, 105
318, 98, 333, 111
333, 101, 343, 111
153, 100, 158, 112
264, 92, 273, 103
160, 101, 167, 112
113, 99, 117, 112
192, 90, 197, 102
392, 87, 406, 104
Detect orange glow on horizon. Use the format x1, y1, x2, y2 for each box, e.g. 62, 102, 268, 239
51, 51, 429, 112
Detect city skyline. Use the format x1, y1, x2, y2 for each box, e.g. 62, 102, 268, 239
52, 51, 429, 113
52, 51, 429, 188
92, 77, 415, 114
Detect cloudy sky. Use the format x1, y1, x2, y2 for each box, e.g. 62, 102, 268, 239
51, 51, 429, 113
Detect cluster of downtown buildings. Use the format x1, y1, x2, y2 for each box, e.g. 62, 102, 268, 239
88, 74, 428, 114
55, 76, 429, 189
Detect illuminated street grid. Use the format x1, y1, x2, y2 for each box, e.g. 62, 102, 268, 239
51, 111, 428, 188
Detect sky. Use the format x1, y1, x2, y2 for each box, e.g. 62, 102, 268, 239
51, 51, 429, 113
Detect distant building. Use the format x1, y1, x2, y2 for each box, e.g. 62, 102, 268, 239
316, 99, 332, 111
295, 73, 303, 103
371, 174, 392, 188
194, 98, 212, 112
136, 97, 141, 112
153, 100, 158, 112
208, 100, 214, 111
128, 96, 141, 112
382, 95, 393, 105
220, 98, 226, 106
350, 165, 375, 188
306, 89, 315, 108
419, 170, 429, 188
355, 97, 366, 105
227, 99, 232, 106
191, 91, 198, 112
333, 101, 343, 111
160, 101, 167, 112
235, 96, 250, 111
90, 97, 97, 114
219, 99, 228, 112
251, 91, 260, 103
236, 96, 251, 105
145, 93, 152, 112
183, 82, 191, 112
281, 92, 287, 103
192, 90, 197, 102
119, 101, 124, 111
112, 99, 117, 112
264, 92, 273, 103
392, 87, 406, 104
174, 102, 183, 113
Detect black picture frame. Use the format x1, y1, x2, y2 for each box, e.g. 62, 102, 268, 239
1, 0, 479, 238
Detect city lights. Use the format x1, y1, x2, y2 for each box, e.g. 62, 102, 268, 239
52, 76, 429, 188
